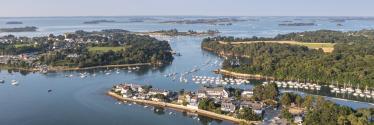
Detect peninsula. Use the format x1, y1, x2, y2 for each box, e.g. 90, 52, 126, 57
0, 26, 37, 32
136, 29, 220, 36
202, 29, 374, 87
160, 18, 245, 25
278, 23, 315, 26
109, 83, 263, 124
83, 20, 116, 24
6, 21, 23, 24
0, 29, 174, 72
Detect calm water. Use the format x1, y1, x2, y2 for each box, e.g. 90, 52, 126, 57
1, 16, 374, 125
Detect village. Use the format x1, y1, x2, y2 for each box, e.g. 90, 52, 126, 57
111, 83, 309, 125
0, 29, 174, 72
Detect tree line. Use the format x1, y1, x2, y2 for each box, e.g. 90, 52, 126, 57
202, 30, 374, 87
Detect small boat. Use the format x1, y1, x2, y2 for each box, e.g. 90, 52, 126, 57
0, 80, 4, 83
11, 80, 18, 86
366, 94, 371, 98
48, 89, 52, 93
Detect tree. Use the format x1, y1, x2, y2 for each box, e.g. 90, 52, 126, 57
295, 95, 303, 107
252, 83, 279, 101
280, 108, 293, 122
302, 95, 314, 109
280, 93, 292, 107
237, 107, 261, 121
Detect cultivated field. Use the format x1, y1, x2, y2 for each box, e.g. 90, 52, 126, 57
219, 41, 335, 53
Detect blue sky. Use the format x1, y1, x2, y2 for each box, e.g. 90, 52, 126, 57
0, 0, 373, 17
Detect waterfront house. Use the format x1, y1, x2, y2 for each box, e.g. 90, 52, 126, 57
186, 94, 199, 109
241, 90, 253, 98
294, 116, 303, 124
125, 84, 144, 93
240, 101, 264, 115
221, 101, 236, 112
198, 87, 229, 99
148, 88, 169, 96
0, 55, 11, 64
151, 97, 162, 102
136, 93, 149, 100
122, 91, 133, 98
197, 90, 207, 98
177, 95, 185, 104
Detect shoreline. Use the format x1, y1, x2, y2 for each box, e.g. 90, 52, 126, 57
1, 63, 151, 72
135, 32, 216, 37
107, 91, 260, 124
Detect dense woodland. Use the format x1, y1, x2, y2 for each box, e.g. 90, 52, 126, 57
202, 29, 374, 87
280, 93, 373, 125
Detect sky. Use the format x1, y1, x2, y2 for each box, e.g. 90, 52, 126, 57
0, 0, 373, 17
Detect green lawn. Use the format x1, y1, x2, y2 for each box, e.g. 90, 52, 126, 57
88, 46, 127, 52
15, 44, 33, 48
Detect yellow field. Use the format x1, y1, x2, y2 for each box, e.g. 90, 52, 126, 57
88, 46, 127, 52
15, 44, 33, 48
219, 41, 335, 53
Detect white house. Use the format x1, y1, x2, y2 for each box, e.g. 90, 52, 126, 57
221, 101, 236, 112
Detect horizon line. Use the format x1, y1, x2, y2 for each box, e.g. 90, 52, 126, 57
1, 15, 374, 18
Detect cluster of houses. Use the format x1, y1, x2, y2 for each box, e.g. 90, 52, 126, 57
0, 53, 39, 65
0, 30, 131, 69
112, 83, 265, 116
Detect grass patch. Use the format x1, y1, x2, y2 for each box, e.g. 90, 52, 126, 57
15, 44, 33, 48
88, 46, 127, 53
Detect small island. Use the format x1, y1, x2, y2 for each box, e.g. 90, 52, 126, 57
160, 18, 245, 25
0, 26, 37, 32
0, 29, 174, 71
136, 29, 220, 36
278, 23, 315, 26
83, 20, 116, 24
6, 21, 23, 24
